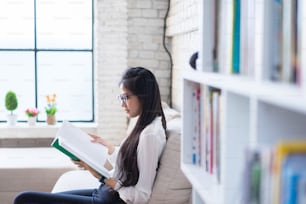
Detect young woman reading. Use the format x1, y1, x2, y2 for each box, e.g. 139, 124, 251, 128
14, 67, 167, 204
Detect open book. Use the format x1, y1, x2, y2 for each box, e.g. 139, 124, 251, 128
51, 121, 113, 178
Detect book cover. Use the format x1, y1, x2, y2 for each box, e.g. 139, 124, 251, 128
51, 121, 113, 178
272, 141, 306, 204
211, 88, 221, 183
191, 86, 201, 165
269, 0, 282, 81
51, 138, 79, 161
281, 154, 306, 204
231, 0, 241, 74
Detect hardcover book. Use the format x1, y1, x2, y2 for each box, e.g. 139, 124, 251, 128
51, 121, 113, 178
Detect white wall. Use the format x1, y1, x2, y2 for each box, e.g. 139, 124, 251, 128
166, 0, 200, 110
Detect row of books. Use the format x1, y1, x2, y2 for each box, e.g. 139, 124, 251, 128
200, 0, 301, 85
191, 84, 222, 183
241, 141, 306, 204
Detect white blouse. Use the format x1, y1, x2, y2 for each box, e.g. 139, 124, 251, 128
107, 116, 166, 204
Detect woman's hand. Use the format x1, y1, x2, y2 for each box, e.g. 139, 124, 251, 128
88, 133, 115, 154
72, 160, 102, 180
104, 178, 117, 189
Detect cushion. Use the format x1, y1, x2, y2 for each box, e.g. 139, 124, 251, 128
52, 170, 100, 193
148, 118, 192, 204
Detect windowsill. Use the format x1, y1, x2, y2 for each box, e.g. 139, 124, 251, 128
0, 122, 98, 139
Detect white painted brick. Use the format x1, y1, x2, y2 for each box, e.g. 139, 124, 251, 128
135, 1, 152, 9
139, 51, 155, 59
141, 9, 158, 18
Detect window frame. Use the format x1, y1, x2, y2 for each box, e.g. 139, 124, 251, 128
0, 0, 95, 123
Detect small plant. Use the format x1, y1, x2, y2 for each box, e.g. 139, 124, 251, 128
25, 108, 40, 117
45, 93, 57, 115
5, 91, 18, 115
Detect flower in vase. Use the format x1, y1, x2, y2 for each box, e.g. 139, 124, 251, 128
25, 107, 40, 117
45, 93, 57, 115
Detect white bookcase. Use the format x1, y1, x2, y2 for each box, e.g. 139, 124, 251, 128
181, 0, 306, 203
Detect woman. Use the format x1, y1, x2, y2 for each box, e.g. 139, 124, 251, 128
14, 67, 167, 204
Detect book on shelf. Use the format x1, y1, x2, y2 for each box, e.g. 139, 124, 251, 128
212, 0, 221, 72
241, 147, 273, 204
51, 121, 113, 178
241, 141, 306, 204
231, 0, 241, 74
211, 88, 221, 183
191, 85, 201, 165
239, 0, 255, 76
201, 86, 221, 183
189, 84, 222, 184
281, 154, 306, 204
272, 140, 306, 204
268, 0, 282, 82
267, 0, 301, 85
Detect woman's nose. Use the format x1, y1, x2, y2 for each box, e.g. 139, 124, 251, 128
121, 101, 126, 107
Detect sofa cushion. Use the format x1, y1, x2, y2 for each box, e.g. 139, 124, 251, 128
148, 118, 192, 204
52, 170, 99, 193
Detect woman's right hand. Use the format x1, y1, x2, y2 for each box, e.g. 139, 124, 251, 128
88, 133, 115, 154
72, 160, 102, 180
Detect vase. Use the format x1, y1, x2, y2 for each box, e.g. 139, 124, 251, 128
28, 117, 37, 126
7, 114, 18, 126
47, 114, 56, 125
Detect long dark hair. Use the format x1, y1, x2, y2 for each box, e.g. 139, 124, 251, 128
118, 67, 166, 187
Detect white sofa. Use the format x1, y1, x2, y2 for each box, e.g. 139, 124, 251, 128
0, 147, 76, 204
52, 105, 192, 204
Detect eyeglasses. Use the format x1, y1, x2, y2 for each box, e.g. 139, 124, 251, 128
117, 93, 134, 104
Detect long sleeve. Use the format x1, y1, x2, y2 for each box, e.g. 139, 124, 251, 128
115, 117, 166, 204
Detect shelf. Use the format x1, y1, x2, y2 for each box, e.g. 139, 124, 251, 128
181, 164, 222, 204
182, 0, 306, 203
184, 69, 306, 114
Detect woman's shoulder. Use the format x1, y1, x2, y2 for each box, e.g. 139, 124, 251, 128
141, 117, 165, 139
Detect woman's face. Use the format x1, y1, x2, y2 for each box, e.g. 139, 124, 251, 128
119, 84, 142, 118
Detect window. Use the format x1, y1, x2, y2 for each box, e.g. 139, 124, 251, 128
0, 0, 94, 122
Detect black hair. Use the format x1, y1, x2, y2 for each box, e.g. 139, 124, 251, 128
117, 67, 166, 187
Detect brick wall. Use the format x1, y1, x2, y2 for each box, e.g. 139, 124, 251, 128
95, 0, 128, 144
95, 0, 199, 142
95, 0, 171, 144
166, 0, 200, 111
127, 0, 171, 103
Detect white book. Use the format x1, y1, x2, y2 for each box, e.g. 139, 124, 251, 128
51, 121, 113, 178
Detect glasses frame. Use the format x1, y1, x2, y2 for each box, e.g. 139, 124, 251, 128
117, 93, 134, 104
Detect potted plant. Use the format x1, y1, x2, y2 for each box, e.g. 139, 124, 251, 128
5, 91, 18, 126
45, 93, 57, 125
25, 107, 40, 126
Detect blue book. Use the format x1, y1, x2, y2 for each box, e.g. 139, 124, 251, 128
231, 0, 240, 74
282, 154, 306, 204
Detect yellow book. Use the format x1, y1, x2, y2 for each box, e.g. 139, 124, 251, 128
272, 140, 306, 204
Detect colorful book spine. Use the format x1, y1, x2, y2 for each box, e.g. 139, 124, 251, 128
231, 0, 240, 74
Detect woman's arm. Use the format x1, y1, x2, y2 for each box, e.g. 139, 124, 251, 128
88, 133, 115, 154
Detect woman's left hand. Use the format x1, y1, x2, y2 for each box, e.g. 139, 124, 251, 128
104, 178, 117, 189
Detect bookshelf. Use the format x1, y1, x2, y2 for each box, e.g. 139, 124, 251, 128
181, 0, 306, 203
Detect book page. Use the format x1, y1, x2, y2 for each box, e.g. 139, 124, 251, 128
56, 121, 112, 178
